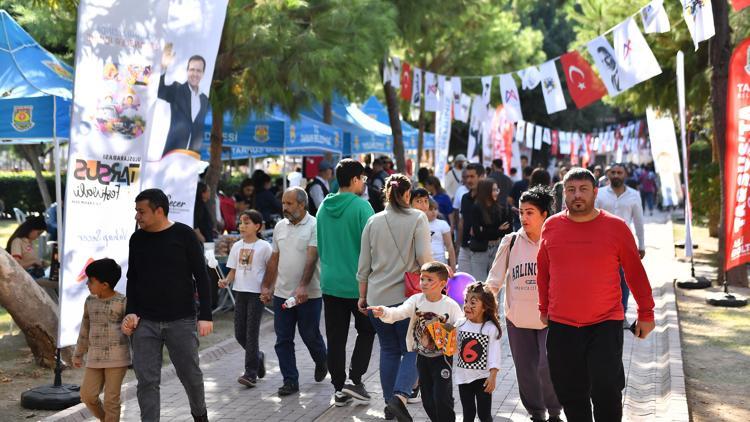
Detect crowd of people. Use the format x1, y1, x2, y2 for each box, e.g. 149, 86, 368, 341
71, 155, 660, 422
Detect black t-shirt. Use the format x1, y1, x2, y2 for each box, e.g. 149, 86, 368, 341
254, 189, 282, 223
193, 202, 214, 242
509, 179, 529, 206
126, 222, 212, 322
460, 191, 476, 247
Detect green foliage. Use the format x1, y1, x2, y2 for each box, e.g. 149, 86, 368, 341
688, 140, 719, 226
0, 1, 77, 63
0, 172, 61, 212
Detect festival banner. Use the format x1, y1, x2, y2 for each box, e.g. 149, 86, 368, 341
680, 0, 715, 51
435, 82, 453, 183
539, 60, 566, 114
613, 18, 662, 91
482, 103, 494, 164
733, 0, 750, 11
646, 107, 681, 209
724, 37, 750, 271
424, 71, 438, 112
641, 0, 670, 34
411, 67, 422, 107
560, 51, 607, 109
551, 130, 560, 155
399, 62, 412, 101
559, 131, 571, 154
587, 35, 623, 97
499, 73, 523, 122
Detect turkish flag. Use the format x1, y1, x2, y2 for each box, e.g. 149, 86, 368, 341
733, 0, 750, 10
400, 62, 412, 101
551, 130, 559, 155
560, 51, 607, 109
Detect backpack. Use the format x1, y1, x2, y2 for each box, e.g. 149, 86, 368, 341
305, 177, 330, 216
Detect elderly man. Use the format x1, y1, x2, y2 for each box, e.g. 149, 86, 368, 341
260, 187, 327, 397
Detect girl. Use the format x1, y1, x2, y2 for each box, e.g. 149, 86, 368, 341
410, 188, 430, 212
6, 216, 47, 278
219, 209, 273, 387
427, 199, 456, 271
454, 282, 502, 422
469, 179, 513, 281
486, 186, 562, 422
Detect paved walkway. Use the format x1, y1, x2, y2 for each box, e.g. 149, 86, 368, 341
45, 213, 688, 421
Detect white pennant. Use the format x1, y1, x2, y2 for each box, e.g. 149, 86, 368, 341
560, 131, 571, 154
390, 57, 401, 89
411, 67, 422, 107
534, 125, 543, 150
587, 35, 623, 97
480, 76, 493, 117
457, 93, 471, 123
467, 95, 483, 162
680, 0, 715, 51
517, 66, 541, 90
424, 72, 439, 112
437, 75, 447, 107
543, 127, 552, 144
382, 57, 391, 85
515, 120, 526, 144
641, 0, 670, 34
525, 122, 535, 149
499, 73, 523, 122
539, 60, 567, 114
451, 77, 462, 112
613, 18, 662, 91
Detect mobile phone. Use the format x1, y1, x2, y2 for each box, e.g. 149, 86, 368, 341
628, 320, 637, 335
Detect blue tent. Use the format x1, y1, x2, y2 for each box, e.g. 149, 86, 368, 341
0, 10, 73, 144
361, 96, 435, 150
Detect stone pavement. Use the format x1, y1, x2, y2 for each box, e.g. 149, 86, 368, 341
45, 213, 688, 421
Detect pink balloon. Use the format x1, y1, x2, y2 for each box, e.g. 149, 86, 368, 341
446, 272, 476, 306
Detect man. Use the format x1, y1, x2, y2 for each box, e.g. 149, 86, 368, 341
260, 187, 328, 397
456, 163, 485, 278
509, 166, 533, 230
316, 159, 376, 406
444, 154, 467, 199
306, 161, 334, 216
159, 47, 209, 157
122, 188, 213, 422
488, 158, 513, 207
537, 168, 655, 422
596, 164, 646, 327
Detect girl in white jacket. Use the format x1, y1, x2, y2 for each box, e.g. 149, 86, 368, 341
487, 185, 562, 422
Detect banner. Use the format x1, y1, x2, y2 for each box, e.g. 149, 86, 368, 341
724, 37, 750, 271
525, 122, 535, 149
435, 82, 453, 184
560, 51, 607, 109
587, 35, 623, 97
677, 51, 693, 257
613, 18, 662, 91
489, 106, 513, 172
641, 0, 670, 34
390, 57, 401, 89
499, 73, 523, 122
411, 67, 422, 107
467, 95, 482, 162
646, 107, 681, 209
480, 76, 493, 118
539, 60, 566, 114
457, 93, 471, 123
533, 125, 543, 150
680, 0, 715, 51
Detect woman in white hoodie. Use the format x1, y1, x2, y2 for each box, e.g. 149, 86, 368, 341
487, 185, 562, 422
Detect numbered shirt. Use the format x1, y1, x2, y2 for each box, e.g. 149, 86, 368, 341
227, 239, 272, 293
453, 319, 501, 385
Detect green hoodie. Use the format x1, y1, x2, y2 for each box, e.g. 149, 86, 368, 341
316, 192, 374, 298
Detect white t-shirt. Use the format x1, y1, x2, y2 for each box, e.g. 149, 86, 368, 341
452, 185, 469, 210
429, 218, 451, 263
453, 319, 502, 385
227, 238, 273, 293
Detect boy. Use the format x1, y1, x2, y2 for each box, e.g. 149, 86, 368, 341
369, 262, 463, 422
73, 258, 130, 422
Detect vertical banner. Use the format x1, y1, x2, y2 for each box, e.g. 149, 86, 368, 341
451, 77, 463, 119
435, 82, 453, 184
480, 76, 493, 118
646, 107, 681, 208
489, 106, 513, 172
676, 51, 693, 257
724, 37, 750, 271
467, 95, 482, 162
515, 120, 526, 144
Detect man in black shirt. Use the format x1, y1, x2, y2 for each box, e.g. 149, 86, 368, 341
456, 163, 485, 275
122, 188, 213, 422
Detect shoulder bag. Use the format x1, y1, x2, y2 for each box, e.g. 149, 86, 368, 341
384, 214, 421, 297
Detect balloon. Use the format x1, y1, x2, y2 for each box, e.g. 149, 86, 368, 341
446, 272, 476, 306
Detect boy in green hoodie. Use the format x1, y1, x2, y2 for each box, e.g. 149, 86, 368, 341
316, 158, 376, 406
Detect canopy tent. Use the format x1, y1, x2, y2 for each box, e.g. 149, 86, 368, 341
360, 95, 435, 150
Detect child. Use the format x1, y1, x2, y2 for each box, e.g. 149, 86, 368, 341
6, 216, 47, 278
410, 188, 430, 212
219, 209, 272, 387
73, 258, 130, 422
369, 262, 463, 422
427, 199, 456, 271
454, 282, 502, 422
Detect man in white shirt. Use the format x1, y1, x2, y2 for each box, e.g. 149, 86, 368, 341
595, 163, 645, 326
260, 187, 328, 396
444, 154, 467, 199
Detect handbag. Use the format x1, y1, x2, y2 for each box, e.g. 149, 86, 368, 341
384, 215, 421, 297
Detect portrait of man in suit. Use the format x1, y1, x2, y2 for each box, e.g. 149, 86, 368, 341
159, 43, 209, 157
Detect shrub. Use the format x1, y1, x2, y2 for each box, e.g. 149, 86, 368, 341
0, 172, 62, 214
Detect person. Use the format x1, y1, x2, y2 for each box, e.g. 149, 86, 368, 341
6, 216, 47, 279
260, 187, 328, 396
423, 176, 453, 223
252, 170, 283, 225
357, 174, 432, 420
595, 163, 646, 328
427, 199, 456, 270
509, 167, 520, 182
457, 163, 485, 277
417, 167, 431, 187
454, 282, 502, 422
121, 188, 213, 422
508, 166, 533, 230
287, 166, 304, 188
234, 178, 255, 214
529, 168, 552, 188
306, 161, 334, 216
158, 49, 209, 156
368, 262, 463, 422
451, 169, 469, 237
639, 166, 657, 216
469, 179, 512, 282
445, 154, 467, 199
409, 187, 430, 213
73, 258, 130, 422
370, 158, 389, 191
315, 159, 376, 406
488, 159, 514, 207
537, 168, 656, 422
218, 210, 272, 388
487, 186, 562, 422
552, 167, 568, 214
193, 182, 214, 243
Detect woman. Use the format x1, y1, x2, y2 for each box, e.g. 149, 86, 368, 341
252, 170, 283, 225
6, 216, 47, 278
234, 178, 255, 214
486, 186, 562, 422
469, 179, 513, 282
424, 176, 453, 223
357, 173, 432, 421
194, 182, 214, 243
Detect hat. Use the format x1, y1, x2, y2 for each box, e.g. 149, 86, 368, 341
318, 161, 333, 171
454, 154, 467, 163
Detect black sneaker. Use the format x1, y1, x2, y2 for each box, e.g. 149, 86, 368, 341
277, 383, 299, 396
334, 391, 352, 407
386, 396, 412, 422
342, 382, 371, 402
384, 406, 395, 420
257, 351, 266, 379
237, 374, 256, 388
314, 361, 328, 382
406, 386, 421, 404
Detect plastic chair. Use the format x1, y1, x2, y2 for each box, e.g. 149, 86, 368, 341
13, 208, 27, 224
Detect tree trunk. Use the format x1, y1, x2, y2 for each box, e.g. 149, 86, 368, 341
0, 250, 68, 368
711, 0, 747, 287
384, 81, 406, 173
17, 144, 53, 209
205, 106, 225, 223
323, 99, 333, 125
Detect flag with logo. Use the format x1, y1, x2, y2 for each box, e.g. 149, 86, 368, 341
400, 62, 412, 101
613, 18, 662, 91
424, 71, 439, 112
411, 67, 422, 107
451, 77, 463, 119
457, 93, 471, 123
499, 73, 523, 122
481, 76, 493, 118
467, 95, 483, 162
681, 0, 715, 51
539, 60, 567, 114
517, 65, 541, 90
733, 0, 750, 11
641, 0, 670, 34
560, 51, 607, 109
587, 35, 623, 97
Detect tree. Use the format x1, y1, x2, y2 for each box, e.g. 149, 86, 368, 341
14, 144, 53, 209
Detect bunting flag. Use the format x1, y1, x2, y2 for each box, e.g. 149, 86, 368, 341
437, 75, 447, 106
451, 77, 463, 118
551, 130, 560, 155
534, 125, 543, 150
518, 65, 542, 90
457, 93, 471, 123
411, 67, 422, 107
641, 0, 670, 34
571, 132, 580, 164
559, 131, 571, 154
539, 60, 567, 114
560, 51, 607, 109
587, 35, 623, 97
481, 76, 493, 118
733, 0, 750, 11
543, 127, 552, 145
383, 57, 391, 85
525, 122, 535, 149
680, 0, 715, 51
515, 120, 526, 144
499, 73, 523, 122
400, 62, 412, 101
467, 95, 483, 162
424, 71, 439, 112
390, 57, 401, 89
435, 82, 453, 185
613, 18, 662, 91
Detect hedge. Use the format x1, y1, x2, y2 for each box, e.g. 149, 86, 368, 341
0, 171, 62, 214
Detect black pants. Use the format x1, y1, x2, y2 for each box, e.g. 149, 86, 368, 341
458, 378, 492, 422
234, 292, 264, 378
546, 319, 625, 422
323, 294, 375, 391
417, 354, 455, 422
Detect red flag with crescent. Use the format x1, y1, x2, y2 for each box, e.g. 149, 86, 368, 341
400, 62, 412, 101
732, 0, 750, 11
560, 51, 607, 109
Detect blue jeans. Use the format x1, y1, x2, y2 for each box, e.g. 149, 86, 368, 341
619, 267, 630, 314
273, 296, 327, 387
369, 309, 418, 403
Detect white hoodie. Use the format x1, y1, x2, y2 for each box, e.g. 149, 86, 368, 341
487, 228, 546, 330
